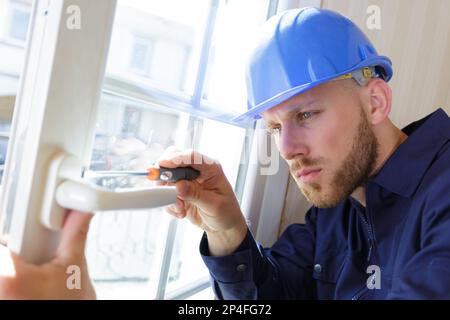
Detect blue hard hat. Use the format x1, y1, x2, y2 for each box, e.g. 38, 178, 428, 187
233, 7, 393, 124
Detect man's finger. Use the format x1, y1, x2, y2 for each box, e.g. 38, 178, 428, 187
165, 205, 186, 219
55, 210, 93, 265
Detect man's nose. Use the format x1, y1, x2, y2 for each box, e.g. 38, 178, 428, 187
277, 125, 309, 160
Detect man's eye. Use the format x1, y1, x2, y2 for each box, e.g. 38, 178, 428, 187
298, 111, 315, 121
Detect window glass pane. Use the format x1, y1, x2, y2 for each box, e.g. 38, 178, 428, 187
165, 119, 246, 295
87, 93, 247, 298
86, 0, 264, 299
0, 1, 31, 178
202, 0, 270, 114
87, 95, 188, 299
165, 219, 208, 294
0, 0, 31, 242
9, 8, 30, 41
86, 209, 171, 300
199, 119, 247, 187
91, 95, 181, 172
106, 0, 210, 94
0, 120, 11, 179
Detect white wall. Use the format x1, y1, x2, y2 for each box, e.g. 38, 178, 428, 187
322, 0, 450, 127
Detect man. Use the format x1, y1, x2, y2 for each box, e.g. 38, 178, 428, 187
160, 8, 450, 299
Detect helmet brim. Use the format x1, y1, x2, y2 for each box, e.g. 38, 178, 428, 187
232, 56, 393, 124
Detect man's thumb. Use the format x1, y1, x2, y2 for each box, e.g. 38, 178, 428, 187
55, 210, 93, 264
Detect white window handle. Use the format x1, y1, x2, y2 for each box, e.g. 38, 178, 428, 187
56, 181, 176, 213
41, 151, 177, 230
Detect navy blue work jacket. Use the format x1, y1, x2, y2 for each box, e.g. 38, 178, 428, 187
201, 108, 450, 300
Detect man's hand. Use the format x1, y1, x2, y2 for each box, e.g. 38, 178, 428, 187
0, 210, 96, 299
159, 149, 248, 256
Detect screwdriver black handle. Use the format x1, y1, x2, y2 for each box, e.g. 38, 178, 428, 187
159, 166, 200, 182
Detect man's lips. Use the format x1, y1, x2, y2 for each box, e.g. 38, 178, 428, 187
296, 168, 322, 183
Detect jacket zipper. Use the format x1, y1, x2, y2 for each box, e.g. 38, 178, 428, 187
351, 286, 370, 300
359, 211, 374, 262
353, 199, 377, 300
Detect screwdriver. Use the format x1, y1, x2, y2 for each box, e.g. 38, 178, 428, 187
85, 166, 200, 182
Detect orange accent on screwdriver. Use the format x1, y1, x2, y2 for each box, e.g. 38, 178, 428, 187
146, 167, 161, 180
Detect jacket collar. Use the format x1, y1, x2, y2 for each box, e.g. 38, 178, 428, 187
371, 108, 450, 197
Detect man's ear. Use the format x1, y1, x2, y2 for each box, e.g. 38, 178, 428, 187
365, 78, 392, 126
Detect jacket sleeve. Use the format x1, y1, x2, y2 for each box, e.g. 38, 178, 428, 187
200, 209, 318, 300
388, 166, 450, 299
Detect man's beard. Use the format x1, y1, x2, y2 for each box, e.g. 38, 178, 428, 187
291, 109, 379, 208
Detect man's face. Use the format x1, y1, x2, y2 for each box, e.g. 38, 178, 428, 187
261, 80, 379, 208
